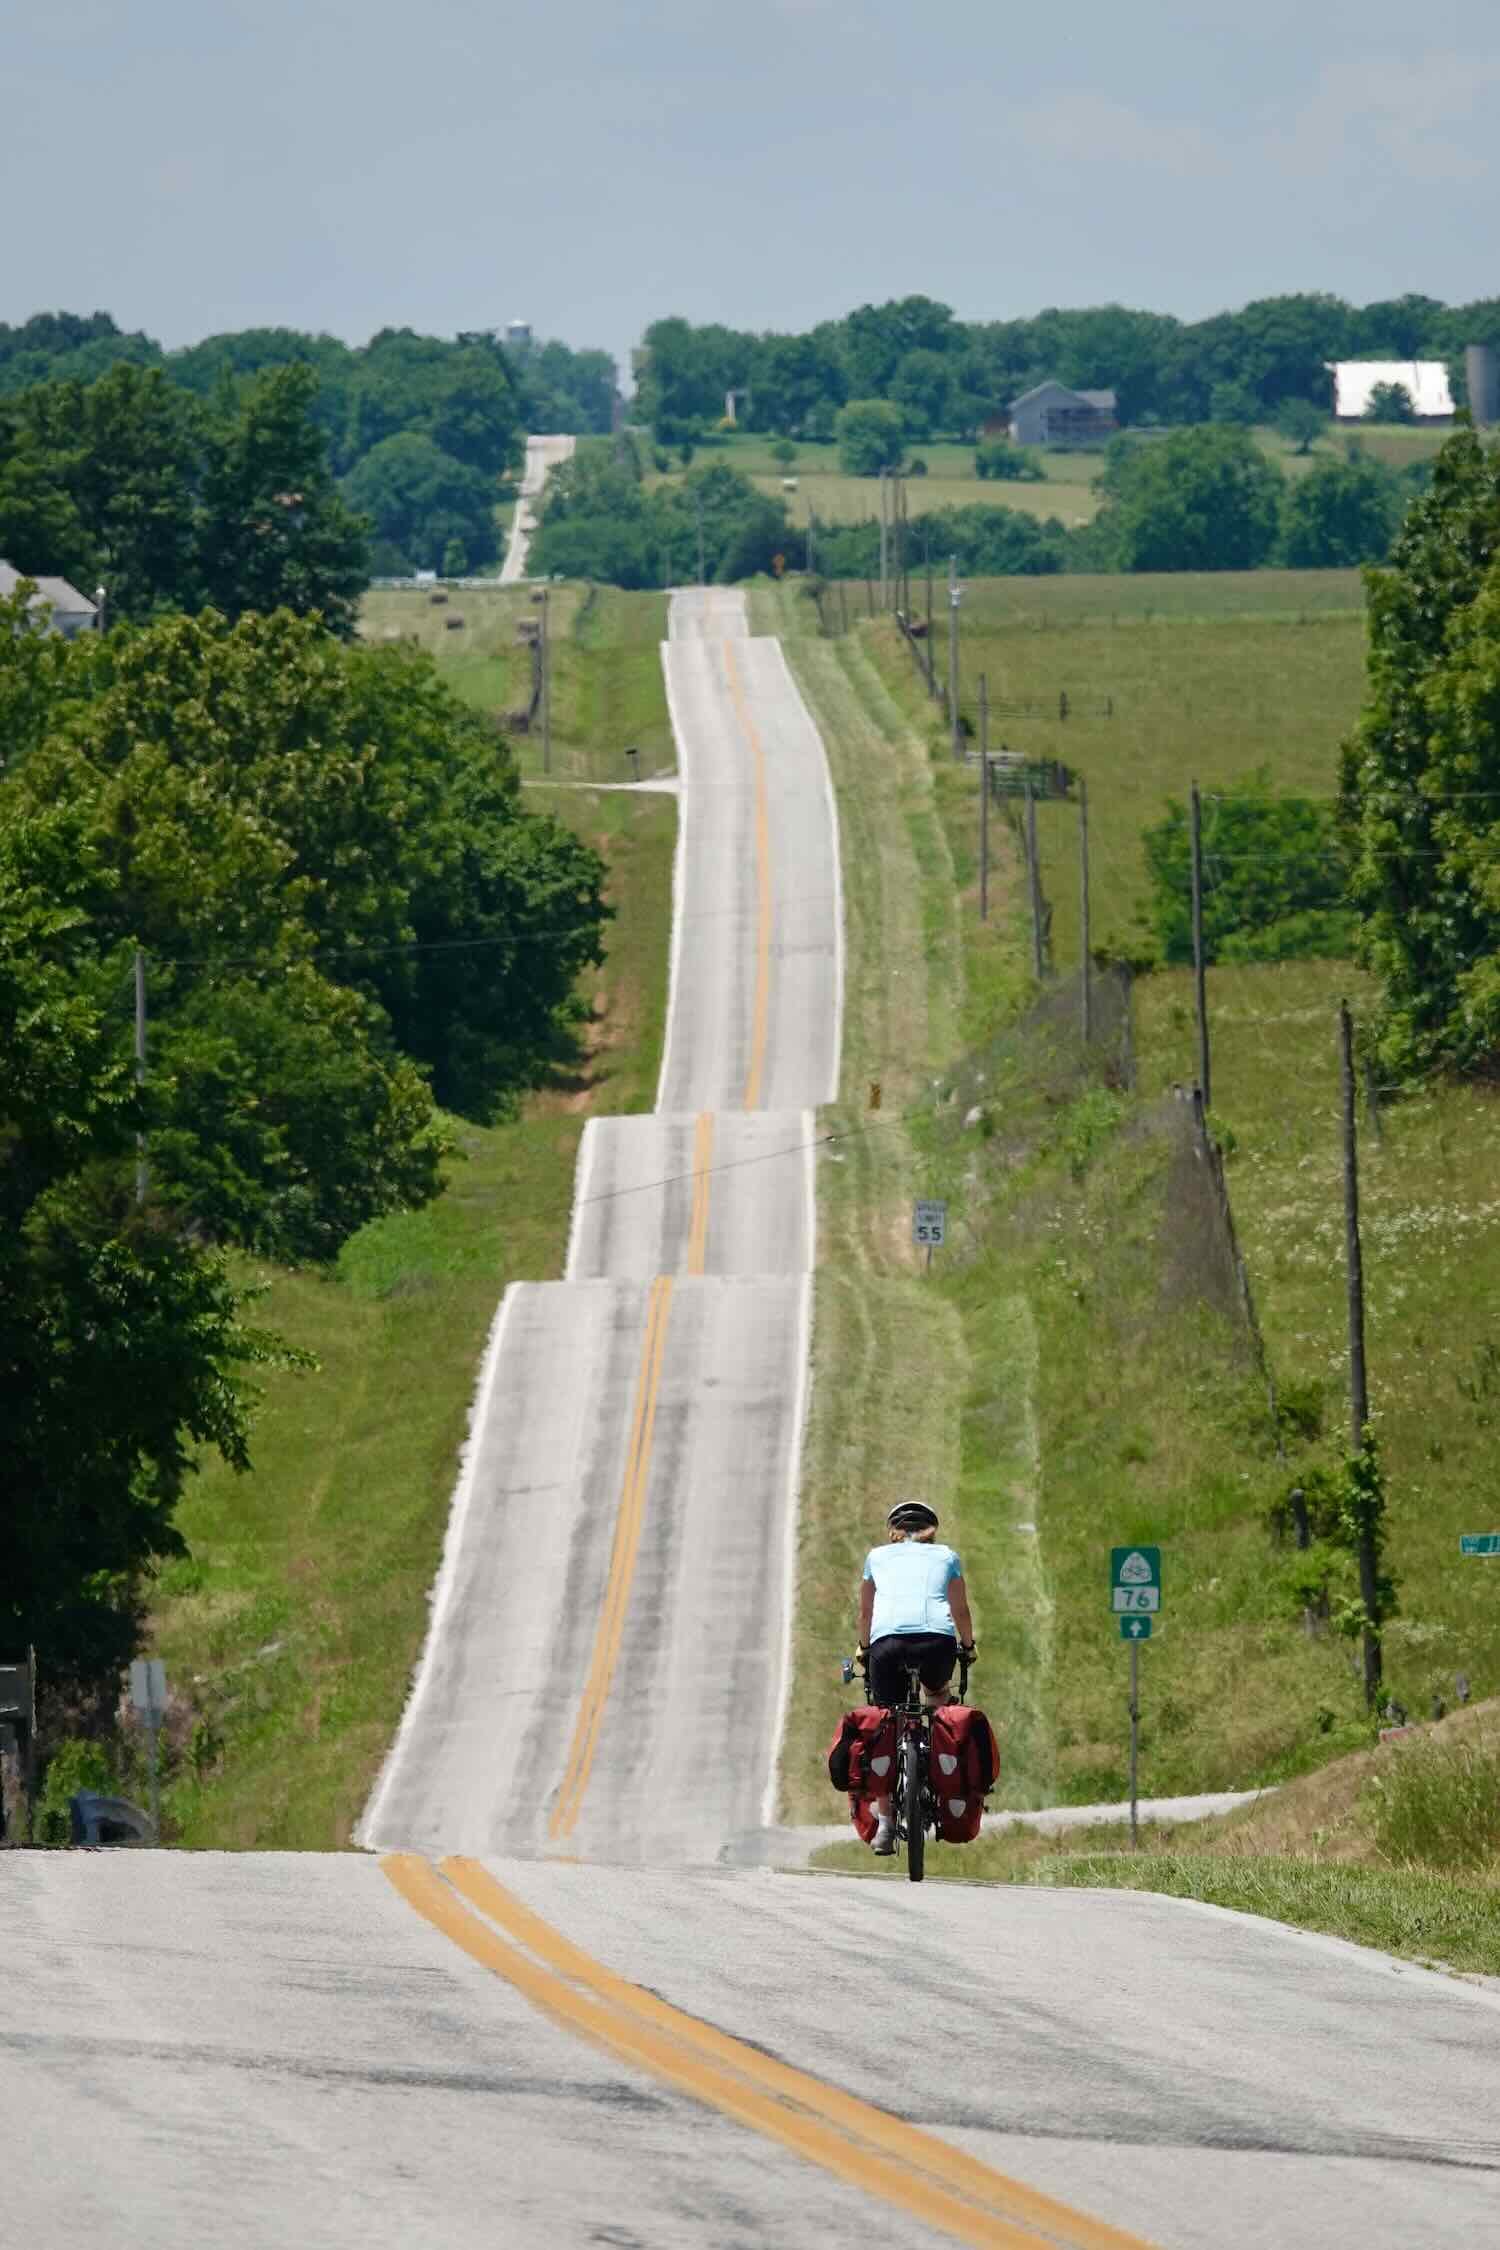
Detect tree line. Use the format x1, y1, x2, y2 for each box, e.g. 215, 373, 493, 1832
636, 292, 1500, 445
531, 423, 1428, 587
1, 399, 608, 1710
0, 311, 617, 579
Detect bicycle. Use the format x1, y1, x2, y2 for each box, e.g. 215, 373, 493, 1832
841, 1645, 971, 1883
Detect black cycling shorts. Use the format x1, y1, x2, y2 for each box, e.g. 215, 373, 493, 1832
868, 1633, 957, 1707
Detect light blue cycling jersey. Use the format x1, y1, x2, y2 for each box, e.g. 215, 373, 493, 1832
862, 1541, 962, 1639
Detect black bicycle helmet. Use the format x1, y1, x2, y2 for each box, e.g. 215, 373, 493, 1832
886, 1499, 940, 1532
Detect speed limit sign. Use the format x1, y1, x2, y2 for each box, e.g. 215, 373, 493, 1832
913, 1200, 947, 1248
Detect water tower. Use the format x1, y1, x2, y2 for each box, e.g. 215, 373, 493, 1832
504, 318, 533, 351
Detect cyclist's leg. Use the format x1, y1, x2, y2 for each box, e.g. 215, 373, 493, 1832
913, 1632, 959, 1705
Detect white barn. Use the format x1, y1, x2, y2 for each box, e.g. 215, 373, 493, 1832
1328, 361, 1454, 423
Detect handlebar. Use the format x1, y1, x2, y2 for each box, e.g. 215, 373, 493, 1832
840, 1644, 974, 1702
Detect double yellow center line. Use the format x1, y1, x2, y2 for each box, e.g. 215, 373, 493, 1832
384, 1854, 1154, 2250
723, 640, 773, 1113
550, 632, 765, 1838
548, 1273, 674, 1841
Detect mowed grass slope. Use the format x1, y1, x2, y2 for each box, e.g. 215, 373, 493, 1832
151, 595, 676, 1848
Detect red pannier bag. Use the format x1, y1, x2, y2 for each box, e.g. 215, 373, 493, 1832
929, 1704, 1001, 1844
827, 1706, 896, 1841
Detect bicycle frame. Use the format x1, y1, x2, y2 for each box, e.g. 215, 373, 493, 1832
850, 1648, 969, 1883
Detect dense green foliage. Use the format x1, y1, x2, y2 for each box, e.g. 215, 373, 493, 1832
813, 505, 1063, 582
0, 584, 608, 1701
1142, 771, 1352, 963
0, 362, 368, 628
1342, 425, 1500, 1074
0, 799, 278, 1699
1281, 457, 1400, 569
529, 447, 790, 587
973, 442, 1045, 482
0, 312, 620, 581
1096, 427, 1285, 572
834, 398, 905, 475
345, 432, 503, 575
1365, 381, 1416, 424
633, 291, 1500, 444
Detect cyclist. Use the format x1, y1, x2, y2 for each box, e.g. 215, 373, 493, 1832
856, 1500, 975, 1854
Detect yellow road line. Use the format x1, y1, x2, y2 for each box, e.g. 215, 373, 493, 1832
723, 641, 773, 1112
383, 1855, 1154, 2250
687, 1111, 715, 1275
547, 1275, 672, 1841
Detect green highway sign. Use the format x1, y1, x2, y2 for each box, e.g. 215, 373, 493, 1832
1460, 1533, 1500, 1556
1111, 1545, 1162, 1615
1119, 1615, 1153, 1642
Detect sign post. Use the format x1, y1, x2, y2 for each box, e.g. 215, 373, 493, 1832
912, 1199, 947, 1273
1459, 1533, 1500, 1557
130, 1659, 167, 1834
0, 1654, 34, 1842
1110, 1549, 1162, 1849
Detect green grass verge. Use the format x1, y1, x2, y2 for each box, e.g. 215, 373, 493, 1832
149, 741, 676, 1847
754, 583, 1053, 1820
812, 1831, 1500, 1977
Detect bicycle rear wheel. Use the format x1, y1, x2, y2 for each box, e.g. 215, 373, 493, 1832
903, 1736, 925, 1883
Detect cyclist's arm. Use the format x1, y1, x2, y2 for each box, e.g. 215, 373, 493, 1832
949, 1575, 974, 1645
858, 1578, 875, 1647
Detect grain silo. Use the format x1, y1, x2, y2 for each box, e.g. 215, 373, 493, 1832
1466, 343, 1500, 427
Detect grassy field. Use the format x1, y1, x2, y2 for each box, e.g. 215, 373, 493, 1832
825, 573, 1500, 1818
640, 422, 1439, 542
646, 432, 1102, 530
360, 584, 675, 784
909, 585, 1368, 968
147, 598, 676, 1848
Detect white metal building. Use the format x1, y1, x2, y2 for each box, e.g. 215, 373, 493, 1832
1327, 360, 1454, 422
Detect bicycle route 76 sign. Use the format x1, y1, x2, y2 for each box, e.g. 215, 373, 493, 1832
1111, 1546, 1162, 1615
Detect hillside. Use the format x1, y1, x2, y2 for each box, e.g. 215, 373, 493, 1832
758, 566, 1500, 1827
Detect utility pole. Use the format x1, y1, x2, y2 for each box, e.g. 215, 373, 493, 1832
539, 587, 551, 776
1339, 998, 1381, 1705
978, 674, 990, 923
924, 536, 935, 693
695, 490, 706, 588
1079, 776, 1092, 1044
947, 557, 962, 762
133, 947, 148, 1204
1190, 780, 1209, 1108
878, 468, 889, 611
1024, 781, 1045, 979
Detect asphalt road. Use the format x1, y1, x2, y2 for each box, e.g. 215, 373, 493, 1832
8, 1853, 1498, 2250
10, 589, 1499, 2250
499, 432, 575, 582
358, 586, 839, 1866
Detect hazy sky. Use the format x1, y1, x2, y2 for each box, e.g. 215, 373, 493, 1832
6, 0, 1498, 373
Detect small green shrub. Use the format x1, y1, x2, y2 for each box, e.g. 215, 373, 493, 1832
1363, 1736, 1500, 1870
35, 1737, 116, 1845
974, 440, 1045, 482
